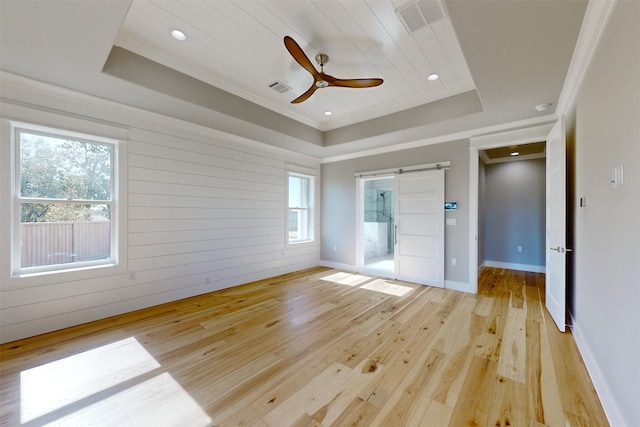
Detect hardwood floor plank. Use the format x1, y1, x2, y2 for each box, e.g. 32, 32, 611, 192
538, 308, 567, 426
497, 304, 527, 383
543, 310, 610, 426
369, 348, 444, 426
447, 356, 498, 426
487, 375, 528, 427
526, 319, 545, 423
0, 267, 609, 427
329, 397, 379, 427
525, 284, 544, 322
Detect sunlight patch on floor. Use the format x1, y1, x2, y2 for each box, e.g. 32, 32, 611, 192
361, 278, 414, 297
321, 271, 414, 297
40, 372, 212, 427
321, 271, 372, 286
20, 337, 160, 423
20, 336, 211, 426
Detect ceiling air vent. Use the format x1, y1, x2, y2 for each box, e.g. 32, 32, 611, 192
268, 80, 292, 94
396, 0, 446, 34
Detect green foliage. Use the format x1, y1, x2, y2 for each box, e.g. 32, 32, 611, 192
19, 132, 112, 223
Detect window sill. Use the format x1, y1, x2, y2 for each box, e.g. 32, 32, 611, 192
287, 239, 315, 246
5, 261, 126, 290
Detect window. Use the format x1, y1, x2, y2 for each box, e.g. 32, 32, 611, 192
288, 172, 314, 243
13, 125, 118, 274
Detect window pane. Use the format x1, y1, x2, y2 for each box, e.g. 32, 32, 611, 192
20, 132, 111, 200
287, 172, 313, 243
20, 203, 111, 268
288, 209, 299, 240
288, 175, 309, 208
299, 177, 309, 207
288, 208, 309, 242
288, 176, 301, 208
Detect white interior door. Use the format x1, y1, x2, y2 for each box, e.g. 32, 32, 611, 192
394, 170, 444, 287
546, 118, 567, 332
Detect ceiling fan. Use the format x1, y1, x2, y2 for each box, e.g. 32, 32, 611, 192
283, 36, 383, 104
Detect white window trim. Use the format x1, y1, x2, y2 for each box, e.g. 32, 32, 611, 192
8, 121, 127, 279
286, 170, 315, 246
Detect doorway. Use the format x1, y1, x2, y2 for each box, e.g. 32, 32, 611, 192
468, 123, 554, 293
469, 121, 568, 331
478, 143, 546, 273
356, 166, 446, 287
362, 177, 395, 277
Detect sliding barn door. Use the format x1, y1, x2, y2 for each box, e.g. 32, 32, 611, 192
394, 169, 444, 287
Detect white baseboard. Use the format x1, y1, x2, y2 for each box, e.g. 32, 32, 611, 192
483, 260, 545, 273
570, 314, 627, 427
317, 260, 358, 272
445, 280, 473, 293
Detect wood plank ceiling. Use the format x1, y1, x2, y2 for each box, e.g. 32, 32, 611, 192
114, 0, 475, 131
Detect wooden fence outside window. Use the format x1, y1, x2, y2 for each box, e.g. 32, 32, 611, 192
20, 222, 111, 267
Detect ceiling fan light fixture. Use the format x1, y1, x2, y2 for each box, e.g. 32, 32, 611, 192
170, 29, 186, 41
427, 73, 439, 81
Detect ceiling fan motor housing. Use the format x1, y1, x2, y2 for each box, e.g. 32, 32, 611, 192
315, 53, 329, 67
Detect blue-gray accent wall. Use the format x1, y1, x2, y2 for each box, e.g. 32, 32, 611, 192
482, 158, 546, 268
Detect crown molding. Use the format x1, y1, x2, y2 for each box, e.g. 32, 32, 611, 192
556, 0, 618, 115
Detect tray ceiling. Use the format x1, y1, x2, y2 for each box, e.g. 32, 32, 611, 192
114, 0, 476, 131
0, 0, 589, 158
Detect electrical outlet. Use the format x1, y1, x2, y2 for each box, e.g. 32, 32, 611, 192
129, 271, 136, 280
517, 246, 522, 252
451, 258, 457, 266
205, 277, 211, 284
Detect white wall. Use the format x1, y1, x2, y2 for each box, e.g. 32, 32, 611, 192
0, 74, 321, 343
570, 1, 640, 426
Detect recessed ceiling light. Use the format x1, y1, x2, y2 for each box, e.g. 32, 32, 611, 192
511, 151, 520, 156
170, 29, 186, 41
427, 73, 440, 81
535, 103, 552, 112
324, 111, 333, 116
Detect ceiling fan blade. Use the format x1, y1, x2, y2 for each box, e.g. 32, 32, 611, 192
329, 78, 384, 88
291, 84, 318, 104
284, 36, 319, 78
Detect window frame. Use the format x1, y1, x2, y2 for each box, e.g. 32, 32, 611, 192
287, 171, 315, 245
11, 123, 121, 276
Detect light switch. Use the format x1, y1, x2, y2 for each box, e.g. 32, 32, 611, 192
617, 164, 624, 186
446, 218, 457, 226
612, 164, 625, 188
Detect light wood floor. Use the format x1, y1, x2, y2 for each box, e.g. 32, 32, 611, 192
0, 267, 608, 426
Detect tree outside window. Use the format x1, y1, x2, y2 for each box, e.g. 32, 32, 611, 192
15, 128, 116, 273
